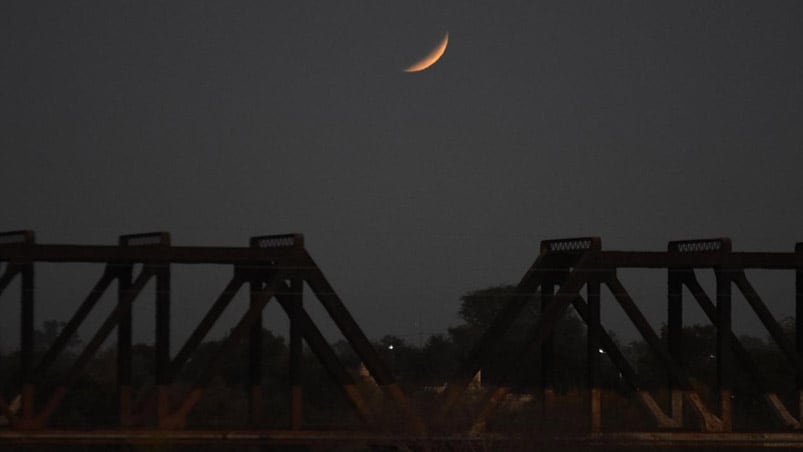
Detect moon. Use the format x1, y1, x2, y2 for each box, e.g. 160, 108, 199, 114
403, 32, 449, 73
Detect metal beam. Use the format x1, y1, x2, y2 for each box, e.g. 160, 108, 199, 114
682, 272, 800, 427
732, 271, 803, 374
167, 274, 245, 381
599, 251, 800, 269
0, 263, 18, 296
605, 273, 724, 432
468, 256, 593, 430
667, 266, 685, 423
605, 274, 689, 388
302, 256, 394, 386
797, 243, 803, 419
540, 273, 556, 412
715, 266, 733, 431
440, 254, 549, 416
154, 261, 171, 425
63, 266, 153, 382
571, 296, 680, 428
247, 274, 264, 425
0, 243, 303, 264
117, 262, 134, 426
288, 278, 304, 430
33, 267, 117, 376
301, 250, 424, 434
29, 266, 155, 428
20, 262, 34, 423
274, 288, 371, 420
155, 263, 171, 385
163, 274, 286, 428
586, 273, 601, 433
133, 273, 247, 425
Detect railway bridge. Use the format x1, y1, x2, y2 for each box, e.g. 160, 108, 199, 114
1, 230, 802, 448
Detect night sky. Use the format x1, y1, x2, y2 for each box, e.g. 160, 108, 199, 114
2, 1, 802, 349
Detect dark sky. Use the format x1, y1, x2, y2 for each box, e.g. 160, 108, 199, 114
2, 1, 802, 348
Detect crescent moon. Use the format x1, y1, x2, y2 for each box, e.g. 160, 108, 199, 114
403, 32, 449, 73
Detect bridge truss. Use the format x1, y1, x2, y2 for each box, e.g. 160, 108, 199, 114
1, 231, 802, 448
440, 236, 803, 447
0, 230, 421, 445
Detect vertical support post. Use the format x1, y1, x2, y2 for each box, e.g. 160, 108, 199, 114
669, 238, 732, 431
289, 278, 304, 430
715, 266, 733, 431
20, 262, 35, 423
117, 232, 170, 426
587, 272, 602, 433
155, 260, 171, 424
117, 262, 133, 426
541, 275, 555, 414
796, 243, 803, 419
248, 271, 264, 425
248, 234, 307, 427
668, 266, 684, 424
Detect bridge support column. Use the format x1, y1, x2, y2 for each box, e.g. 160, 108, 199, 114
21, 261, 35, 425
668, 265, 685, 426
587, 273, 601, 433
715, 266, 733, 431
541, 277, 555, 414
248, 275, 264, 425
155, 260, 171, 425
289, 278, 304, 430
796, 243, 803, 422
117, 262, 133, 427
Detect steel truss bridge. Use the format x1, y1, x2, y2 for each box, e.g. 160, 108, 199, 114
0, 230, 802, 448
